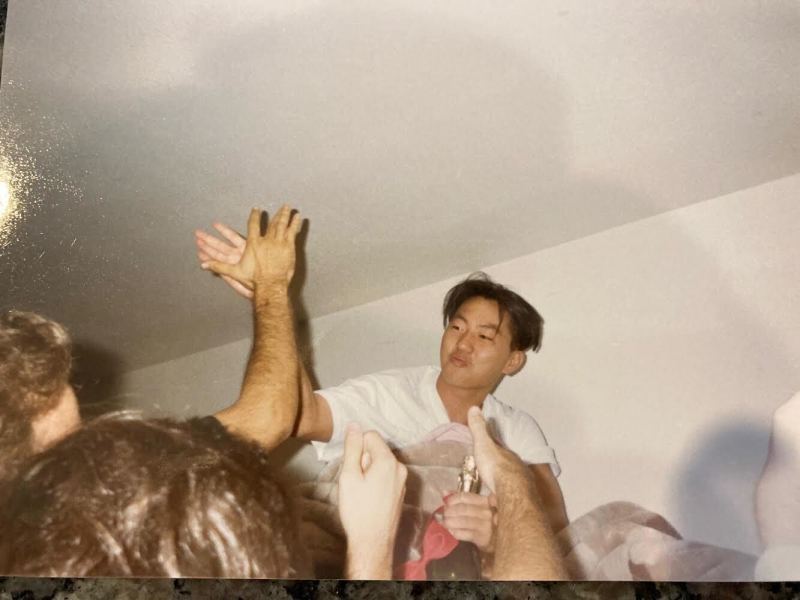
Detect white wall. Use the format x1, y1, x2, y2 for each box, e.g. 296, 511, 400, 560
124, 173, 800, 556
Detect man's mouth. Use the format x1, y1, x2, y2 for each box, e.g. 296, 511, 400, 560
450, 354, 469, 367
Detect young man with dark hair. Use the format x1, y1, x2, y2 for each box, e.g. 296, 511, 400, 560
198, 216, 569, 565
0, 310, 81, 483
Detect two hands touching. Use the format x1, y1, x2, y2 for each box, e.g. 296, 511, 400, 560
198, 204, 301, 293
207, 205, 304, 451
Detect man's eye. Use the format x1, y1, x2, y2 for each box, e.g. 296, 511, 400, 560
479, 334, 494, 341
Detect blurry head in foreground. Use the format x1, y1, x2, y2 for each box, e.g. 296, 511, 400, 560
0, 310, 80, 481
0, 414, 308, 578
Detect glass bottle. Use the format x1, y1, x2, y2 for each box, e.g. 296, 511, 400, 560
426, 455, 483, 580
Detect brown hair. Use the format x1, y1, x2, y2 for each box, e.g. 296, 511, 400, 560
0, 310, 72, 481
0, 414, 309, 578
442, 272, 544, 352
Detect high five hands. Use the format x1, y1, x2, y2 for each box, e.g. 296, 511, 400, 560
199, 205, 302, 291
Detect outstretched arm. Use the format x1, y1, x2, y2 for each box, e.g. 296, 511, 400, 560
197, 216, 335, 444
212, 205, 303, 451
468, 406, 567, 580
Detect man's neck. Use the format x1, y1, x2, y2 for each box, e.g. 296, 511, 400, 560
435, 374, 492, 425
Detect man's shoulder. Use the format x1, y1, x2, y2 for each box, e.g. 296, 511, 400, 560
483, 395, 543, 430
483, 394, 529, 416
350, 365, 435, 386
320, 365, 435, 398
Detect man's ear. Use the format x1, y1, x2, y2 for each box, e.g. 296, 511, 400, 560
502, 350, 526, 376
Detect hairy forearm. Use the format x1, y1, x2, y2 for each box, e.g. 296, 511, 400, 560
216, 280, 299, 449
345, 543, 394, 580
492, 469, 568, 580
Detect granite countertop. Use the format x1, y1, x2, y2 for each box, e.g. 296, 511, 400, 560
2, 579, 799, 600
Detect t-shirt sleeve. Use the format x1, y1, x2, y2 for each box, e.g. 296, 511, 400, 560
489, 407, 561, 478
311, 372, 414, 463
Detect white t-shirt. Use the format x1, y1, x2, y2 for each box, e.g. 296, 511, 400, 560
311, 365, 560, 476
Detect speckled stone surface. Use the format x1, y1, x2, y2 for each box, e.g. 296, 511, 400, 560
2, 579, 800, 599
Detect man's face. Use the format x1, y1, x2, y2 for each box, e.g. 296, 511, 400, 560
439, 296, 523, 392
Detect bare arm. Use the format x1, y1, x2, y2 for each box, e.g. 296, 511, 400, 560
211, 205, 303, 451
468, 407, 567, 580
528, 463, 569, 535
294, 367, 334, 442
493, 466, 566, 580
196, 214, 333, 444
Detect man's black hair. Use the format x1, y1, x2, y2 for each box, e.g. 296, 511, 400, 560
442, 272, 544, 352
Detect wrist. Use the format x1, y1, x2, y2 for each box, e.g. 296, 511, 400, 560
345, 542, 393, 579
253, 279, 290, 303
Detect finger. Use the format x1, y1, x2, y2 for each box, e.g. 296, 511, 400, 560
467, 406, 492, 448
201, 260, 237, 278
246, 207, 262, 240
197, 241, 239, 265
197, 237, 240, 264
446, 527, 478, 544
443, 502, 493, 520
362, 430, 394, 463
443, 514, 489, 530
445, 492, 490, 507
270, 204, 292, 239
213, 223, 247, 249
221, 275, 254, 299
342, 422, 364, 474
286, 209, 302, 241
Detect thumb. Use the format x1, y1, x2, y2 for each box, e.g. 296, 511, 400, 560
467, 405, 492, 450
201, 260, 237, 278
342, 422, 364, 474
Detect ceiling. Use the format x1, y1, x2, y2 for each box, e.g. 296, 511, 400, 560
1, 0, 799, 372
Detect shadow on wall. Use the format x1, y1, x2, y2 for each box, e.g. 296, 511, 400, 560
672, 420, 771, 555
71, 341, 127, 419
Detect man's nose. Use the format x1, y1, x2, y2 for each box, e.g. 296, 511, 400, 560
456, 332, 472, 351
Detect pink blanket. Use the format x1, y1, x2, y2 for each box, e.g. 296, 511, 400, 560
294, 430, 757, 580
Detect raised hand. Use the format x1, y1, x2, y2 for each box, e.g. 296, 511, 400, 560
338, 423, 408, 579
467, 406, 529, 494
200, 205, 302, 291
195, 222, 251, 298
